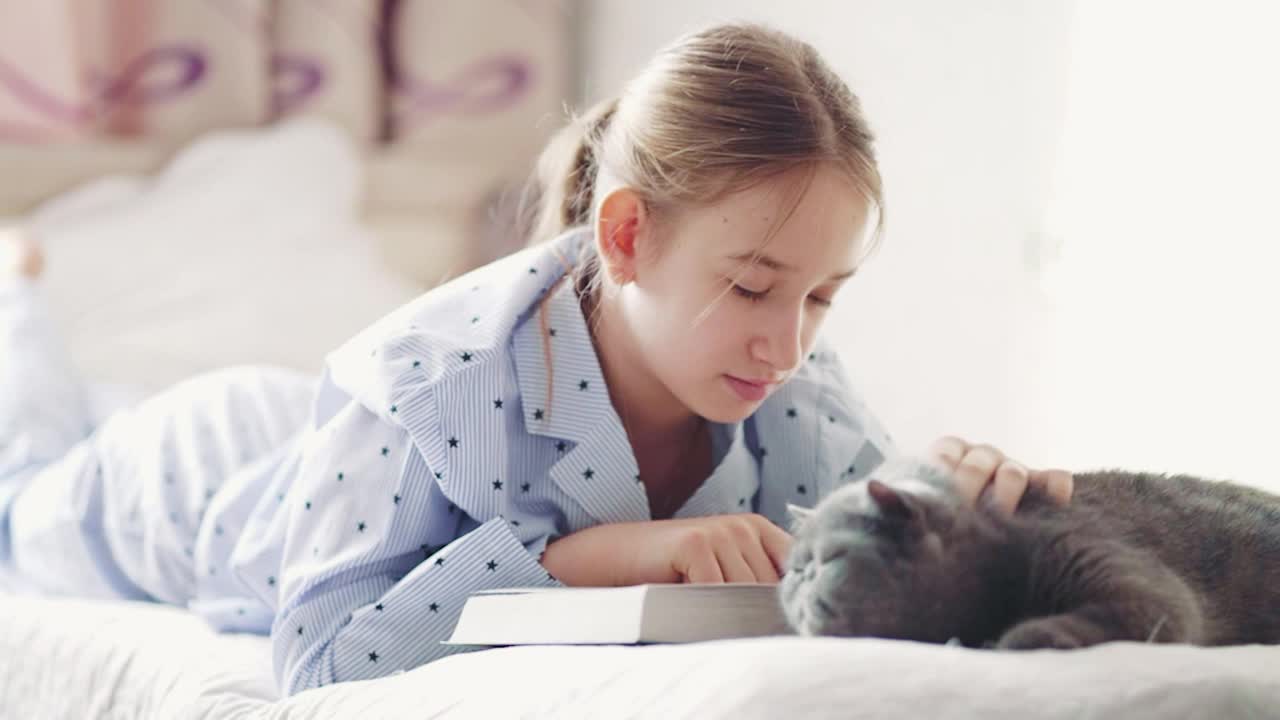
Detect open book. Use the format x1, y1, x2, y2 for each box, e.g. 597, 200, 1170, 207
443, 583, 791, 646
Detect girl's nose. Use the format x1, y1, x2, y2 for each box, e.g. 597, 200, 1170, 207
752, 303, 803, 371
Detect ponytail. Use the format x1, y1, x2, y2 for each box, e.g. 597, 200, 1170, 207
521, 96, 620, 248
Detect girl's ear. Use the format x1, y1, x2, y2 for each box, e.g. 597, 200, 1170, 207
786, 503, 816, 534
594, 186, 649, 285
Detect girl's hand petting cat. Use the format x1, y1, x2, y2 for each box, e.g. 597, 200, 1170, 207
927, 435, 1074, 515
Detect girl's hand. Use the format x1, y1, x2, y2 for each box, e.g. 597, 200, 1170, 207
927, 435, 1074, 516
542, 514, 793, 587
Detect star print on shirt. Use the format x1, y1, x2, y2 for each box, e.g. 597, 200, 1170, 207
582, 468, 594, 479
375, 603, 384, 611
357, 521, 367, 532
448, 437, 459, 448
381, 447, 389, 456
461, 352, 473, 362
786, 408, 798, 418
493, 399, 504, 409
492, 479, 503, 490
555, 441, 567, 453
520, 482, 530, 492
533, 409, 544, 420
368, 652, 379, 663
578, 380, 589, 391
486, 560, 498, 571
429, 602, 440, 612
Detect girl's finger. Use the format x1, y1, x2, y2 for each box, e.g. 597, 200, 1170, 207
1030, 468, 1075, 506
950, 443, 1004, 506
683, 546, 726, 584
927, 435, 970, 472
713, 540, 759, 584
988, 460, 1030, 515
743, 539, 782, 583
758, 522, 794, 576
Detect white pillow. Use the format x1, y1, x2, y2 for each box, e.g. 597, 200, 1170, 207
24, 119, 422, 394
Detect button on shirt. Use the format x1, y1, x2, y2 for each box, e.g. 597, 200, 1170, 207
189, 228, 897, 697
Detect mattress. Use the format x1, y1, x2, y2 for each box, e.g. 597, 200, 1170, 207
1, 591, 1276, 719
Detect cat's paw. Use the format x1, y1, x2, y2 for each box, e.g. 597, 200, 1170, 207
996, 617, 1095, 650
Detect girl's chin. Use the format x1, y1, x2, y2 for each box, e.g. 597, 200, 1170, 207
691, 387, 764, 424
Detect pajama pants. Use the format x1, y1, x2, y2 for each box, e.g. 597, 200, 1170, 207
0, 278, 315, 607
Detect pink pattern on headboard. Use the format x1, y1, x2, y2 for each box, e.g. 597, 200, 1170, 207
394, 54, 533, 119
271, 54, 327, 116
0, 46, 207, 139
0, 0, 568, 145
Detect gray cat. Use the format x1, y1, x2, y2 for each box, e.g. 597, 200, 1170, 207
780, 457, 1280, 649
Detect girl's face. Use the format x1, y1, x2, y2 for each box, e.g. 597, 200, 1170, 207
600, 163, 875, 425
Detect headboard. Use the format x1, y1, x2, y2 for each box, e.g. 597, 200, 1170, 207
0, 0, 582, 286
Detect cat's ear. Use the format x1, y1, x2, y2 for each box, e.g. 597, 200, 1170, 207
786, 503, 816, 534
867, 479, 919, 523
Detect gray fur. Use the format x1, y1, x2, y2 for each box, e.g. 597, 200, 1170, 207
778, 457, 1280, 649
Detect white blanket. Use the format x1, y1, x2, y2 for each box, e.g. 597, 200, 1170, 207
1, 592, 1276, 719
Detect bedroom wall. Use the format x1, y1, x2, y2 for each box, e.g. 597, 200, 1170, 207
579, 1, 1077, 470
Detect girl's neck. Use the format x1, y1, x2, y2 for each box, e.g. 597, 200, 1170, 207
579, 281, 700, 447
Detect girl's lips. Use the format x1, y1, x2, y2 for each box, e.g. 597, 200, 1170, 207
724, 375, 775, 402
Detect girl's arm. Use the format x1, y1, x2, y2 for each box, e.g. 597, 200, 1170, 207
258, 401, 562, 697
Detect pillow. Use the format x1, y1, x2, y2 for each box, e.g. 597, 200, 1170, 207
24, 118, 422, 394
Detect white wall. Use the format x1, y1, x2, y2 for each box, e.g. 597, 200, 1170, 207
580, 1, 1077, 469
1040, 1, 1280, 490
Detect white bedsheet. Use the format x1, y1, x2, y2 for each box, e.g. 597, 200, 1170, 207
1, 592, 1276, 719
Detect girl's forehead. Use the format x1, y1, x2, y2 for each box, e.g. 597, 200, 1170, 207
674, 166, 874, 273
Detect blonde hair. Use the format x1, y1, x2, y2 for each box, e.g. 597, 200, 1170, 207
523, 22, 884, 269
519, 22, 885, 415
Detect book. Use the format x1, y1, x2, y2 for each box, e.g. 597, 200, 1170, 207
442, 583, 792, 646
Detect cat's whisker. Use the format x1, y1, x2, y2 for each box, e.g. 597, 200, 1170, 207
1146, 615, 1168, 643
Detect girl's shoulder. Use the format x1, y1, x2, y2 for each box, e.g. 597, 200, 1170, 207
321, 230, 590, 424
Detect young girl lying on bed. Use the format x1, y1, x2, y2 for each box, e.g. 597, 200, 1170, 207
0, 22, 1073, 697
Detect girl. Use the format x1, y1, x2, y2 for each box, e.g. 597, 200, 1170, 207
0, 23, 1073, 697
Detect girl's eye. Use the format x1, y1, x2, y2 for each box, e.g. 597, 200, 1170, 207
732, 284, 769, 302
808, 294, 833, 308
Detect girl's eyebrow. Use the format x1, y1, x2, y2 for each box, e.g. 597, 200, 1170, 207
726, 251, 858, 281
